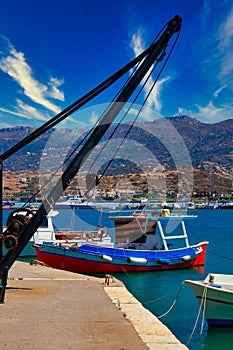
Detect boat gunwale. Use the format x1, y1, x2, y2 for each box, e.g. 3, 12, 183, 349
34, 241, 208, 265
185, 279, 233, 294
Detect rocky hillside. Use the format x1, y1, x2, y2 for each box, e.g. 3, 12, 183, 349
1, 116, 232, 199
0, 116, 232, 174
167, 116, 233, 168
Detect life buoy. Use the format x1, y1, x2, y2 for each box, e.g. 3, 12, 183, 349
97, 226, 109, 239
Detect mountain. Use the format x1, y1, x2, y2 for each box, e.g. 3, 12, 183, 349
0, 126, 85, 172
166, 116, 233, 168
0, 116, 232, 174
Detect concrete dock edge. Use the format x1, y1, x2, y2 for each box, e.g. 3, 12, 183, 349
1, 261, 188, 349
104, 281, 188, 350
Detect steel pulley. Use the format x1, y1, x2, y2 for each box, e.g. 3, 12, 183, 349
1, 208, 34, 250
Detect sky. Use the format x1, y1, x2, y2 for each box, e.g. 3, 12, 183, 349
0, 0, 233, 130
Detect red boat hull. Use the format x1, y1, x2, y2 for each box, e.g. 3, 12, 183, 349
34, 241, 208, 274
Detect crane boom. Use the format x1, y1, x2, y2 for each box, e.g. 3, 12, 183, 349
0, 15, 182, 276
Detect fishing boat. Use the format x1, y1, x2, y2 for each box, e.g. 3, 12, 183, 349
34, 213, 208, 274
185, 273, 233, 327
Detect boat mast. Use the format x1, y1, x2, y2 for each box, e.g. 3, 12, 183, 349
0, 15, 182, 276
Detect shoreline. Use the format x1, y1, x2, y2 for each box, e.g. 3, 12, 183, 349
104, 277, 188, 349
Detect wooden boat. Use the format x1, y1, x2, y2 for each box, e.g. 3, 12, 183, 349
185, 273, 233, 326
34, 213, 208, 274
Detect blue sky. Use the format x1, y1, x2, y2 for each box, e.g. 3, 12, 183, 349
0, 0, 233, 130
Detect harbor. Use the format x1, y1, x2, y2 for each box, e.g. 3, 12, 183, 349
1, 5, 233, 350
1, 207, 233, 349
1, 260, 187, 350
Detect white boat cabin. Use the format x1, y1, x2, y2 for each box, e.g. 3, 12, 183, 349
109, 213, 197, 250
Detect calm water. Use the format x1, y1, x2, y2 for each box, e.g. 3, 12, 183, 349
114, 209, 233, 350
3, 207, 233, 349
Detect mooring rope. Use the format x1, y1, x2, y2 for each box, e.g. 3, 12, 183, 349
157, 281, 186, 318
30, 259, 51, 268
186, 284, 207, 346
200, 284, 207, 337
208, 249, 233, 263
138, 282, 186, 317
142, 284, 185, 306
140, 279, 208, 346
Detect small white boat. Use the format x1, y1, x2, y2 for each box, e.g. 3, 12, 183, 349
185, 273, 233, 326
55, 197, 96, 209
2, 208, 112, 257
2, 209, 59, 257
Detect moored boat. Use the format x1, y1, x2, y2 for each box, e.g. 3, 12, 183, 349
55, 197, 95, 209
2, 208, 112, 257
185, 273, 233, 326
216, 202, 233, 209
34, 213, 208, 274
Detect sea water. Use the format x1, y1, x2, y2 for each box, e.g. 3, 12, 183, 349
114, 209, 233, 350
2, 207, 233, 349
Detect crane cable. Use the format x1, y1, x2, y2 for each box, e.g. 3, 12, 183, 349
1, 41, 156, 162
21, 22, 181, 204
21, 61, 143, 206
85, 28, 181, 190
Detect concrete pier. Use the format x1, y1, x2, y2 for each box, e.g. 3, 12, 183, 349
0, 261, 188, 349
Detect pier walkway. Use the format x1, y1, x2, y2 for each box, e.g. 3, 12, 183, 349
0, 261, 187, 349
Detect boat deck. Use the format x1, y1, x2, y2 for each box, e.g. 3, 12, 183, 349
202, 282, 233, 291
203, 274, 233, 291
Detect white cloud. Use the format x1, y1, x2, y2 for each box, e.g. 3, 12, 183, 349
130, 31, 145, 56
195, 101, 223, 121
0, 38, 64, 116
145, 75, 170, 111
0, 99, 49, 121
130, 31, 170, 113
89, 111, 99, 125
217, 7, 233, 52
213, 6, 233, 85
15, 99, 49, 120
180, 1, 233, 123
130, 106, 162, 121
177, 100, 233, 124
213, 85, 227, 98
0, 99, 49, 127
47, 77, 65, 101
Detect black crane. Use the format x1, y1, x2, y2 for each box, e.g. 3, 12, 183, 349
0, 15, 182, 278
